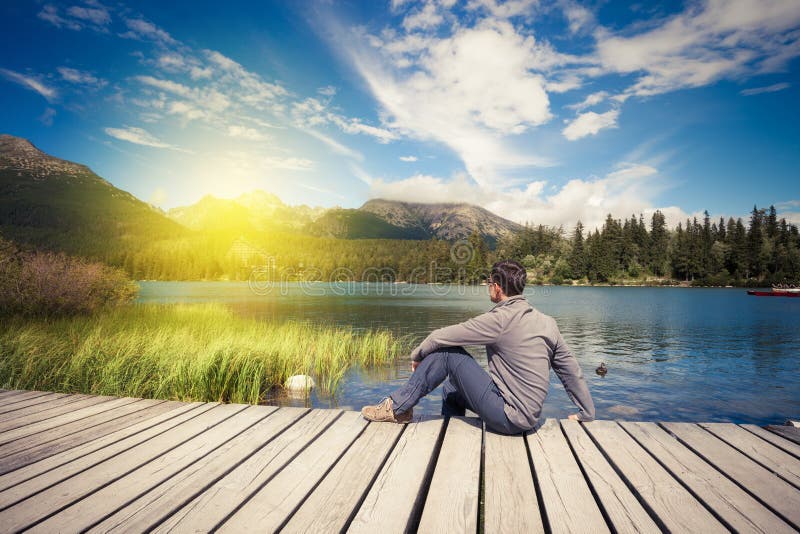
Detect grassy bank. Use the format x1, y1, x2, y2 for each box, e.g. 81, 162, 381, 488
0, 303, 410, 403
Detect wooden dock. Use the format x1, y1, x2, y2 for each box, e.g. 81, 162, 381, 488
0, 390, 798, 533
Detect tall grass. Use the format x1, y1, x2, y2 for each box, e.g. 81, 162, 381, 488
0, 303, 411, 403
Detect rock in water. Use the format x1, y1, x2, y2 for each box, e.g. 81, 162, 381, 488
285, 374, 315, 393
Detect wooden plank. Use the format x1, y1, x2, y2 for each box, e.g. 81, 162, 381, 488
0, 403, 242, 531
0, 392, 72, 416
561, 420, 659, 534
29, 405, 280, 533
663, 422, 800, 527
0, 396, 136, 445
623, 422, 793, 533
0, 390, 39, 402
349, 417, 445, 534
701, 423, 800, 488
155, 409, 341, 533
741, 424, 800, 459
483, 429, 544, 534
527, 419, 609, 533
216, 411, 367, 533
280, 421, 404, 533
0, 399, 179, 473
0, 402, 209, 502
87, 407, 308, 533
0, 394, 100, 430
584, 421, 726, 533
417, 417, 482, 534
766, 425, 800, 446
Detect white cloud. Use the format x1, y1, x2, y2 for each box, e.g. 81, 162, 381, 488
370, 162, 686, 230
402, 2, 444, 32
303, 128, 364, 161
227, 125, 269, 141
566, 90, 608, 111
292, 97, 398, 143
66, 5, 110, 27
562, 109, 619, 141
594, 0, 800, 98
465, 0, 538, 19
317, 85, 337, 97
399, 155, 418, 162
167, 101, 206, 121
340, 18, 558, 185
0, 68, 57, 101
104, 125, 183, 150
135, 75, 192, 97
38, 5, 82, 30
57, 66, 106, 87
740, 82, 790, 96
121, 17, 176, 45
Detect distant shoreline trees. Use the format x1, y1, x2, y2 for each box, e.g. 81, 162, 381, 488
497, 204, 799, 286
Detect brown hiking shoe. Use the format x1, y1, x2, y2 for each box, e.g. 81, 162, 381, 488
361, 397, 413, 424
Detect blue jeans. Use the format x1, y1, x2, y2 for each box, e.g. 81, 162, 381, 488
389, 346, 525, 435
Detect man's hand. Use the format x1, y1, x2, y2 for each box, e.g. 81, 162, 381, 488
410, 360, 419, 373
567, 413, 580, 421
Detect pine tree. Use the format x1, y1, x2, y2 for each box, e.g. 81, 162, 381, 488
569, 221, 586, 279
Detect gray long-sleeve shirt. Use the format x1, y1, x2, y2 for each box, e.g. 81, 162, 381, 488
411, 294, 595, 430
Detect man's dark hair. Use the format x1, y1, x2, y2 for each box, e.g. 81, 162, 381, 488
489, 259, 527, 296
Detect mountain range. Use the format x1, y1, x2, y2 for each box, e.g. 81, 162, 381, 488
0, 134, 523, 256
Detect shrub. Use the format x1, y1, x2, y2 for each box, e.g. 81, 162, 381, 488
0, 236, 137, 316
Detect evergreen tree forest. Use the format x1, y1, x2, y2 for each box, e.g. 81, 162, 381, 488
495, 205, 800, 286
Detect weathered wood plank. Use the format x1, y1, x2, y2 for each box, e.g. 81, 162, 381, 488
216, 411, 367, 533
585, 421, 726, 533
349, 417, 444, 534
663, 422, 800, 527
561, 420, 659, 534
483, 429, 544, 534
0, 392, 72, 416
0, 402, 208, 502
701, 423, 800, 488
87, 407, 307, 533
0, 396, 136, 445
31, 405, 284, 533
623, 421, 793, 533
741, 424, 800, 459
0, 399, 180, 473
155, 408, 340, 533
417, 417, 482, 534
0, 394, 104, 433
0, 403, 244, 531
280, 421, 404, 533
0, 390, 41, 402
527, 419, 609, 533
766, 425, 800, 446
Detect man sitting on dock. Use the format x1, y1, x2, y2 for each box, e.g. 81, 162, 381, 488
361, 259, 595, 434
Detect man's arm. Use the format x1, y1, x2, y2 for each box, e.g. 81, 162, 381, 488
550, 330, 595, 422
411, 311, 505, 362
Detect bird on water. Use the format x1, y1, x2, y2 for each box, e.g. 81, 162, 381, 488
595, 362, 608, 377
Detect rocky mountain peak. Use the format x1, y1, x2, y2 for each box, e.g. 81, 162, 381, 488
0, 134, 91, 181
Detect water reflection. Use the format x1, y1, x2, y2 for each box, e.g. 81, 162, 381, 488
137, 282, 800, 424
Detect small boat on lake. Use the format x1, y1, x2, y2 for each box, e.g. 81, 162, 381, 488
747, 286, 800, 297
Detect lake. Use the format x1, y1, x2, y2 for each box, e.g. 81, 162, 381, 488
137, 281, 800, 425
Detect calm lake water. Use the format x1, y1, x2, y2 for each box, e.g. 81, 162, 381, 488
137, 282, 800, 425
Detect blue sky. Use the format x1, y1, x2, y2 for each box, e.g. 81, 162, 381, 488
1, 0, 799, 230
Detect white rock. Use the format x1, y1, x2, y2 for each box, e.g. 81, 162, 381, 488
284, 374, 315, 392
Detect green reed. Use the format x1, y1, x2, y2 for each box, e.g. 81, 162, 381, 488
0, 303, 411, 404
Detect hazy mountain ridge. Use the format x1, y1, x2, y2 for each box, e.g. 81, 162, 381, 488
0, 134, 186, 258
360, 198, 524, 243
